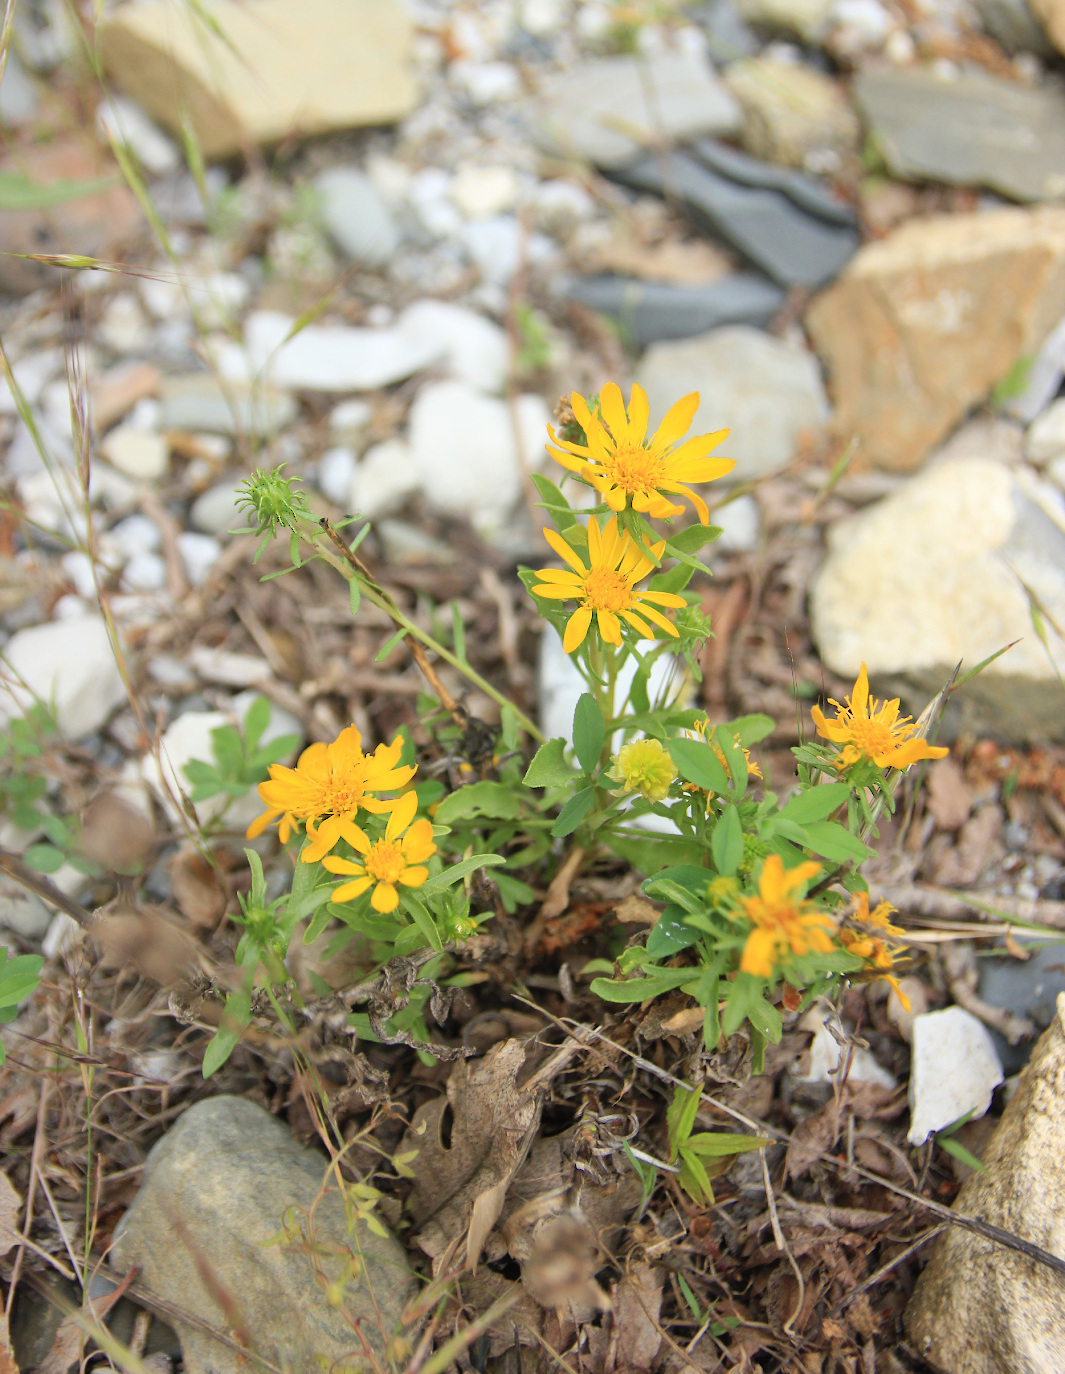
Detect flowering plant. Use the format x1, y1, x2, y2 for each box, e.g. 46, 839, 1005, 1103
208, 381, 952, 1077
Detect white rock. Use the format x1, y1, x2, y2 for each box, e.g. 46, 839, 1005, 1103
43, 913, 83, 959
0, 878, 52, 940
329, 399, 372, 435
139, 276, 188, 321
0, 615, 126, 739
712, 494, 761, 552
451, 59, 523, 106
810, 455, 1065, 739
909, 1006, 1004, 1145
96, 95, 180, 175
189, 479, 247, 536
121, 552, 168, 592
109, 514, 162, 557
317, 445, 359, 506
1026, 398, 1065, 465
98, 292, 151, 354
147, 655, 197, 691
175, 532, 222, 586
408, 168, 464, 240
638, 327, 829, 483
796, 1009, 897, 1089
408, 382, 549, 528
450, 164, 520, 220
353, 438, 420, 520
538, 630, 682, 744
462, 216, 556, 285
190, 273, 250, 331
0, 50, 39, 125
520, 0, 571, 35
15, 468, 86, 541
244, 310, 444, 392
143, 710, 232, 826
125, 397, 162, 431
60, 551, 103, 600
0, 349, 64, 415
101, 426, 169, 482
397, 299, 508, 394
189, 646, 272, 688
532, 179, 597, 239
230, 690, 302, 753
313, 166, 400, 267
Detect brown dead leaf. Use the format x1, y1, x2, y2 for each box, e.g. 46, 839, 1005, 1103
77, 792, 154, 874
168, 844, 228, 932
614, 894, 661, 925
606, 1264, 663, 1373
926, 758, 972, 832
90, 902, 199, 984
0, 1172, 21, 1257
403, 1039, 546, 1270
786, 1099, 840, 1181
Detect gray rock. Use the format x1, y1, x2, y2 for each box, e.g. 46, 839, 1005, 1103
1026, 397, 1065, 464
973, 0, 1055, 53
313, 166, 400, 267
637, 326, 829, 482
376, 519, 459, 566
854, 65, 1065, 204
979, 939, 1065, 1071
112, 1097, 415, 1374
689, 0, 759, 61
613, 141, 859, 288
189, 479, 246, 537
159, 376, 296, 436
733, 0, 835, 39
528, 51, 742, 169
175, 532, 222, 586
556, 273, 785, 347
810, 454, 1065, 741
1003, 309, 1065, 424
0, 51, 39, 125
120, 552, 168, 593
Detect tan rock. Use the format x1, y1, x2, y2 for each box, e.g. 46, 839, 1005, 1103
906, 992, 1065, 1372
1029, 0, 1065, 52
806, 206, 1065, 471
100, 0, 418, 161
723, 58, 860, 169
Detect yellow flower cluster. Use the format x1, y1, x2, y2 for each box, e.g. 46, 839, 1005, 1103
246, 725, 435, 908
812, 664, 948, 773
840, 892, 911, 1010
738, 855, 836, 979
532, 383, 733, 655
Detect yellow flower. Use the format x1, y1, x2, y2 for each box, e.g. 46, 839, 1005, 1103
811, 664, 948, 773
531, 515, 687, 654
246, 725, 416, 863
322, 790, 436, 913
740, 855, 836, 978
609, 738, 677, 801
547, 382, 734, 524
840, 892, 911, 1011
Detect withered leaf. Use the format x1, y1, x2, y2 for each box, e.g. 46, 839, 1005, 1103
0, 1172, 21, 1257
91, 903, 199, 984
607, 1264, 663, 1373
77, 792, 154, 874
168, 844, 228, 932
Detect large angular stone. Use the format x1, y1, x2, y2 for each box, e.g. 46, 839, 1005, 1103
806, 206, 1065, 471
111, 1097, 417, 1374
0, 616, 126, 740
557, 273, 785, 347
1028, 0, 1065, 52
527, 51, 741, 169
809, 451, 1065, 741
854, 65, 1065, 204
637, 326, 828, 482
724, 57, 860, 170
100, 0, 418, 160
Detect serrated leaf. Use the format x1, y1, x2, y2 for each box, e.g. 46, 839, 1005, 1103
434, 781, 520, 825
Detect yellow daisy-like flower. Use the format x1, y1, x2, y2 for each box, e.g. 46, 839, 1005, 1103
547, 381, 734, 524
609, 738, 677, 802
840, 892, 912, 1011
811, 664, 948, 773
740, 854, 836, 979
246, 725, 416, 863
322, 790, 436, 913
531, 515, 686, 654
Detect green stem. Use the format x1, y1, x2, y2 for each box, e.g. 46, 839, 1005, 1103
310, 530, 544, 744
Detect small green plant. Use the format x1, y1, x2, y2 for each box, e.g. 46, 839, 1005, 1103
0, 946, 44, 1065
933, 1110, 989, 1175
182, 695, 301, 820
665, 1085, 767, 1205
0, 704, 94, 875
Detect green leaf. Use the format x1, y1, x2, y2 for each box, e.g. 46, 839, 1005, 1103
23, 843, 64, 874
778, 783, 850, 824
530, 472, 575, 522
0, 952, 43, 1009
646, 907, 700, 958
451, 602, 467, 664
648, 562, 695, 595
937, 1135, 989, 1174
572, 693, 605, 774
728, 714, 775, 748
210, 725, 245, 777
773, 818, 874, 864
202, 986, 252, 1078
348, 576, 362, 616
244, 696, 271, 753
686, 1131, 770, 1157
434, 781, 521, 825
666, 524, 724, 556
712, 804, 743, 877
401, 892, 444, 953
590, 968, 698, 1002
551, 785, 596, 838
667, 1084, 702, 1153
493, 871, 537, 912
0, 171, 117, 211
669, 738, 730, 795
523, 737, 574, 788
375, 626, 409, 662
417, 853, 506, 897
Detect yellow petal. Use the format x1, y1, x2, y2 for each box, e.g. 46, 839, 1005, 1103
654, 391, 700, 448
371, 882, 399, 913
386, 789, 419, 839
563, 605, 593, 653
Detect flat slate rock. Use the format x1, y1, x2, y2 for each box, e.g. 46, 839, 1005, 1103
611, 140, 859, 288
556, 273, 785, 346
854, 64, 1065, 203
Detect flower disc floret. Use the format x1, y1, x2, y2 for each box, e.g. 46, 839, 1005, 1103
246, 724, 417, 862
740, 855, 836, 979
547, 382, 734, 524
811, 665, 948, 773
609, 738, 677, 802
531, 515, 686, 654
323, 790, 436, 913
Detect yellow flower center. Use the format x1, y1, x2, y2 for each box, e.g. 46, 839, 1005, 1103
365, 839, 406, 885
845, 715, 909, 760
583, 567, 632, 611
604, 443, 664, 494
310, 768, 372, 816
